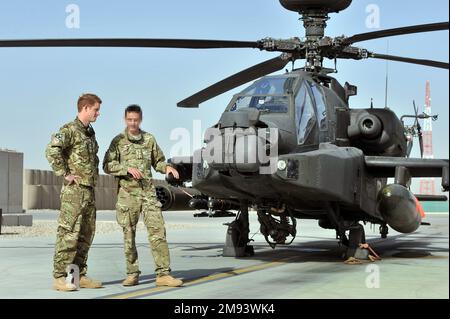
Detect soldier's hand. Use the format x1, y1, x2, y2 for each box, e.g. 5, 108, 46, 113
128, 167, 143, 180
65, 174, 80, 185
166, 166, 179, 179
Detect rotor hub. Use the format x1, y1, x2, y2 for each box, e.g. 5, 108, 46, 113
301, 11, 329, 40
279, 1, 353, 71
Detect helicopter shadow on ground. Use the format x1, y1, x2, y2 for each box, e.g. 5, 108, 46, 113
178, 239, 348, 263
176, 231, 449, 263
100, 232, 448, 287
368, 233, 449, 258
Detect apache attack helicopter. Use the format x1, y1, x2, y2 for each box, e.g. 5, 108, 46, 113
1, 0, 448, 259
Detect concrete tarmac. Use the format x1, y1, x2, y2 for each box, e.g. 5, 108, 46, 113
0, 210, 448, 299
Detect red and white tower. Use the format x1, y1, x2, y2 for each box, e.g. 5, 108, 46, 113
419, 81, 436, 195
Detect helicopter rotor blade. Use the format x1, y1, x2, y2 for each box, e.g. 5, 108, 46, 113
0, 38, 260, 49
177, 54, 292, 108
413, 100, 419, 127
413, 100, 424, 158
413, 100, 419, 116
342, 22, 449, 45
406, 140, 414, 158
369, 53, 449, 69
415, 99, 424, 158
418, 127, 424, 158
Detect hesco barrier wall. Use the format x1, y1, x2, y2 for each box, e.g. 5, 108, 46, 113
0, 150, 23, 214
23, 169, 118, 210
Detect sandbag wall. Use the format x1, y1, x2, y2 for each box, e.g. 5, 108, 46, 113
23, 169, 118, 210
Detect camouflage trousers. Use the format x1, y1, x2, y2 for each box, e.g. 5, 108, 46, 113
53, 184, 96, 279
116, 186, 171, 277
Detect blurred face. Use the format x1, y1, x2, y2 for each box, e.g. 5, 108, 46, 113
81, 102, 101, 123
125, 111, 142, 134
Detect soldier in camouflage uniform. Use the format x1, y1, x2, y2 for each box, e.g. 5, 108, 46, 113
45, 93, 103, 291
103, 104, 183, 287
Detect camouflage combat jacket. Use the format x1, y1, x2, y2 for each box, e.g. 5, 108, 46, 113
103, 129, 168, 192
45, 117, 99, 187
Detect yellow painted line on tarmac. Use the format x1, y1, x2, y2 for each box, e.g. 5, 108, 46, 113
108, 256, 299, 299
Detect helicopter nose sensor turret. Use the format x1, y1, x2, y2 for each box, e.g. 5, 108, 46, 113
279, 0, 352, 13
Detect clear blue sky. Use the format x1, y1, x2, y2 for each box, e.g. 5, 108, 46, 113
0, 0, 448, 190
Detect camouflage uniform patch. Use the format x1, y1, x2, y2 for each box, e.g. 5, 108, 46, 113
51, 133, 65, 146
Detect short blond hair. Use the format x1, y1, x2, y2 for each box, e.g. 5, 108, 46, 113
77, 93, 102, 112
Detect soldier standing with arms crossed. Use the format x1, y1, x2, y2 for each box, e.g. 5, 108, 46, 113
46, 94, 103, 291
103, 104, 183, 287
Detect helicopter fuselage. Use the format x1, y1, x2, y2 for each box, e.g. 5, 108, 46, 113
187, 70, 409, 224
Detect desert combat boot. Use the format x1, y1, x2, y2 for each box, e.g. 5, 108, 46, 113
80, 275, 103, 288
122, 274, 139, 286
156, 275, 183, 287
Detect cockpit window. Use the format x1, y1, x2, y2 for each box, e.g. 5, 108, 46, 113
230, 95, 289, 113
240, 76, 296, 95
295, 82, 316, 144
229, 76, 295, 113
309, 82, 328, 131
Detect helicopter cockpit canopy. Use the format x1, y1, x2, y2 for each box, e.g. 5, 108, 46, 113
226, 74, 329, 145
229, 75, 297, 113
295, 80, 328, 144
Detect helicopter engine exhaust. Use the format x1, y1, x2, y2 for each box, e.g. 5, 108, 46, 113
377, 184, 423, 233
347, 109, 407, 156
348, 114, 383, 140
